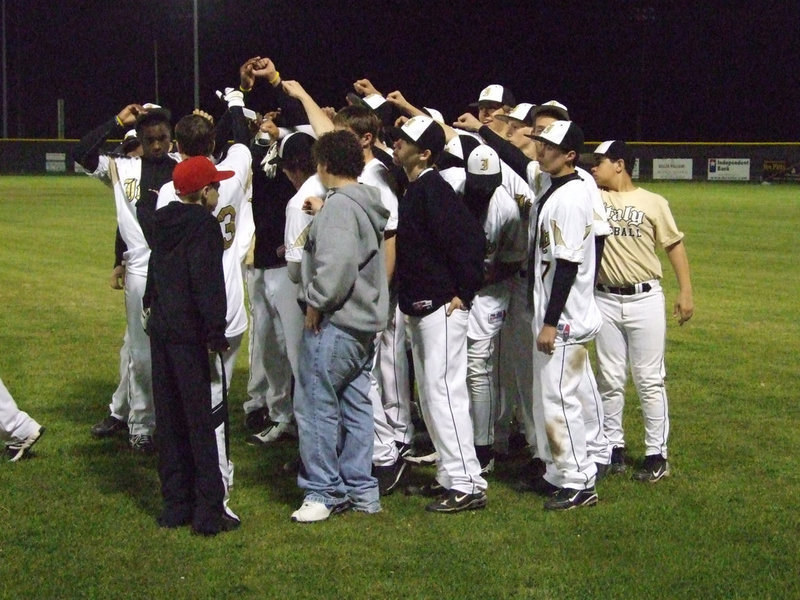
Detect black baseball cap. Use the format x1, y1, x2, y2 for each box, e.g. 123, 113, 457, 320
594, 140, 634, 166
393, 116, 446, 159
268, 131, 316, 165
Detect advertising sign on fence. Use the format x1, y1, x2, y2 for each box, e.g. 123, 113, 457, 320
708, 158, 750, 181
45, 152, 66, 173
653, 158, 693, 180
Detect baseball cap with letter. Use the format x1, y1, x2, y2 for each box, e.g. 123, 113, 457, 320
495, 102, 536, 126
531, 100, 570, 121
395, 115, 446, 159
173, 156, 234, 196
469, 84, 516, 108
530, 120, 584, 155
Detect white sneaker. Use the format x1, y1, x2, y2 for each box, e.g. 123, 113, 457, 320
247, 422, 297, 446
7, 426, 45, 462
403, 450, 438, 466
290, 500, 349, 523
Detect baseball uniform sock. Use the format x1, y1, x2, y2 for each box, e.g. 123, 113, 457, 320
543, 487, 598, 511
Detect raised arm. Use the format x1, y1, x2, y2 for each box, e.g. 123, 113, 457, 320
73, 104, 144, 172
281, 80, 334, 137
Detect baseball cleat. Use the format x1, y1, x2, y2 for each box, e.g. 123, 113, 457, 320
129, 433, 156, 454
609, 446, 628, 474
595, 462, 610, 482
425, 489, 487, 513
247, 422, 297, 446
244, 407, 269, 433
405, 481, 447, 498
402, 449, 438, 466
90, 415, 127, 438
373, 460, 408, 496
514, 474, 559, 496
192, 513, 241, 536
291, 500, 351, 523
543, 487, 598, 510
6, 426, 45, 462
632, 454, 670, 482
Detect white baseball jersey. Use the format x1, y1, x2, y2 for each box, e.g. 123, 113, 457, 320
536, 165, 611, 237
468, 185, 527, 340
532, 177, 602, 344
284, 174, 326, 264
90, 155, 150, 277
360, 158, 399, 232
156, 144, 252, 337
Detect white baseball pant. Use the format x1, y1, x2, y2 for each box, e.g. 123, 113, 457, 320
0, 376, 40, 443
532, 343, 597, 489
124, 271, 154, 436
595, 282, 669, 458
244, 266, 303, 423
109, 327, 130, 422
407, 305, 486, 494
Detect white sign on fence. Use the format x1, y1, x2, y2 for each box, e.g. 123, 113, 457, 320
708, 158, 750, 181
653, 158, 693, 180
45, 152, 66, 173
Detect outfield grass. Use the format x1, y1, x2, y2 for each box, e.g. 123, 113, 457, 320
0, 177, 798, 599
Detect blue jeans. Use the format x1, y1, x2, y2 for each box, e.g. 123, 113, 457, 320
294, 319, 380, 512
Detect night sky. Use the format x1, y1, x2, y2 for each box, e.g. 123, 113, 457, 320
4, 0, 799, 142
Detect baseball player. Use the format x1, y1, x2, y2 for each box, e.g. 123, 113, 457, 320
463, 145, 526, 473
591, 140, 694, 481
393, 115, 488, 513
74, 103, 177, 453
1, 376, 45, 461
530, 120, 602, 510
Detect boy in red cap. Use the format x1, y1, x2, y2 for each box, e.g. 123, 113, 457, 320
143, 155, 239, 535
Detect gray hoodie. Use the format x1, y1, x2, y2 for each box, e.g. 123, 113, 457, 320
300, 182, 389, 334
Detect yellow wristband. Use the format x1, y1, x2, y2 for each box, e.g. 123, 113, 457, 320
239, 85, 252, 93
269, 71, 280, 85
115, 115, 124, 127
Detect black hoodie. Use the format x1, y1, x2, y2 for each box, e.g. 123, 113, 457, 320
144, 202, 227, 350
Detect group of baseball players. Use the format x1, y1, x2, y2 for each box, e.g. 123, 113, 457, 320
6, 55, 695, 530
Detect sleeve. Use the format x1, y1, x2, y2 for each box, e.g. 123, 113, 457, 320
284, 203, 313, 263
188, 219, 228, 348
493, 190, 526, 263
652, 197, 684, 249
114, 228, 127, 268
303, 198, 361, 312
478, 125, 533, 181
73, 117, 123, 173
549, 192, 591, 265
543, 259, 579, 326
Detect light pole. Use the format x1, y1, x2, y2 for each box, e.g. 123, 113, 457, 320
193, 0, 199, 109
2, 0, 8, 138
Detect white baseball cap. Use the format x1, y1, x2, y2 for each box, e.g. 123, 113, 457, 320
530, 120, 584, 154
395, 115, 446, 157
532, 100, 570, 121
470, 84, 516, 108
422, 107, 444, 124
495, 102, 536, 126
467, 145, 501, 176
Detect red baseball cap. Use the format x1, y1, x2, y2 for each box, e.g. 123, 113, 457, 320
173, 156, 234, 195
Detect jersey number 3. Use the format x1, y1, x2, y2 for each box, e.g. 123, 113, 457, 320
217, 205, 236, 250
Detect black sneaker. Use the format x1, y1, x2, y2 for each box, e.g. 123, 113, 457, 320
425, 489, 487, 513
609, 446, 627, 474
475, 445, 495, 474
405, 481, 446, 498
90, 415, 127, 438
544, 487, 598, 510
373, 460, 408, 496
514, 474, 559, 496
595, 462, 609, 482
192, 513, 241, 536
633, 454, 670, 482
244, 407, 269, 433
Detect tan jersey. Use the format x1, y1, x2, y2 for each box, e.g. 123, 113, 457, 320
598, 187, 684, 286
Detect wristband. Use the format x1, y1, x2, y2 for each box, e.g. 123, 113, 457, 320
239, 85, 252, 93
268, 71, 281, 85
115, 115, 125, 128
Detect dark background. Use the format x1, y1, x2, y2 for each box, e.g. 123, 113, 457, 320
4, 0, 799, 141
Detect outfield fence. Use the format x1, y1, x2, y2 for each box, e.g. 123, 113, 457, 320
1, 139, 799, 182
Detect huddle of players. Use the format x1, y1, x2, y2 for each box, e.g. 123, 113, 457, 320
74, 57, 693, 526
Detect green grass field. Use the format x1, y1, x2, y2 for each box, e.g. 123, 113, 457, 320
0, 177, 798, 599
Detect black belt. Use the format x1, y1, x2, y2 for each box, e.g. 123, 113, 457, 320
596, 282, 652, 295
